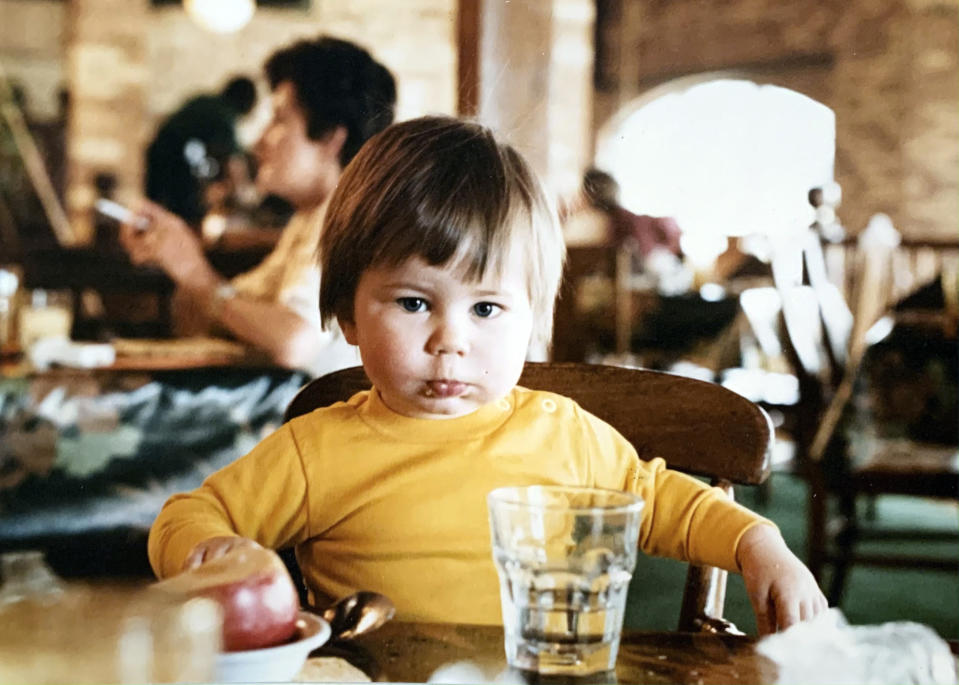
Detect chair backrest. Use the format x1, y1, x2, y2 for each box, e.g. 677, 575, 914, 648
284, 362, 774, 632
774, 233, 901, 465
285, 362, 773, 485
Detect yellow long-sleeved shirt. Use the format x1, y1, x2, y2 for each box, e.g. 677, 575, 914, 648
149, 386, 769, 624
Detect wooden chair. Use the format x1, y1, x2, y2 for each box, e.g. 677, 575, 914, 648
782, 235, 959, 604
722, 229, 852, 506
283, 362, 774, 634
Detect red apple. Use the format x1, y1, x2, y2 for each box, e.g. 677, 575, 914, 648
153, 546, 300, 652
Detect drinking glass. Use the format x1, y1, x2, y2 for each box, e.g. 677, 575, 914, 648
18, 289, 73, 350
0, 266, 21, 355
487, 485, 643, 676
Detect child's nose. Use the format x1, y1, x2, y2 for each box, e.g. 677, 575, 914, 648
426, 318, 469, 356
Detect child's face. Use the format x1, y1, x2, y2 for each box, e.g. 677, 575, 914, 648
340, 252, 534, 419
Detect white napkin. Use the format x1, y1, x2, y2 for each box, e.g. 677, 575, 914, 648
28, 336, 116, 370
756, 609, 956, 685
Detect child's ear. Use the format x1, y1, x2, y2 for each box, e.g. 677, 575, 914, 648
339, 318, 358, 345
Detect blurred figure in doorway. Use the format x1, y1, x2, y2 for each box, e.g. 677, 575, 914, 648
567, 168, 682, 258
562, 167, 687, 293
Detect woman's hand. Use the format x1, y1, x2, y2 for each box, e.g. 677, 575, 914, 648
182, 536, 263, 571
119, 200, 218, 291
737, 524, 828, 635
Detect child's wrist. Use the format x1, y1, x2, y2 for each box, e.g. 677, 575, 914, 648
735, 522, 781, 572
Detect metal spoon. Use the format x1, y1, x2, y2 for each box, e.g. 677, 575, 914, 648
320, 591, 395, 641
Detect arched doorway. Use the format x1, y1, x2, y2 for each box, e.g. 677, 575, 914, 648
595, 75, 835, 269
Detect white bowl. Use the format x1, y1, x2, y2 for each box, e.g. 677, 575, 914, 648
215, 611, 331, 683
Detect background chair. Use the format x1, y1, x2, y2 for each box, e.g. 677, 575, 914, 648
798, 236, 959, 605
719, 228, 852, 506
550, 245, 619, 362
283, 362, 773, 634
752, 222, 959, 605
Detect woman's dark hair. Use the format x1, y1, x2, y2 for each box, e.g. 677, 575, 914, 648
264, 36, 397, 167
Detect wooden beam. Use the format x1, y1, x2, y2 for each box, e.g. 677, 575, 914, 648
456, 0, 481, 117
0, 62, 76, 247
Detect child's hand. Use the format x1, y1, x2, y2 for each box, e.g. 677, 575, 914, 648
183, 536, 263, 571
737, 524, 828, 635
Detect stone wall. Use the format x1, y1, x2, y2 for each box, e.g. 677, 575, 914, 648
65, 0, 151, 242
595, 0, 958, 242
0, 0, 65, 120
144, 1, 456, 123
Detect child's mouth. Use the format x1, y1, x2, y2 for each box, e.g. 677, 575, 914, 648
425, 381, 466, 398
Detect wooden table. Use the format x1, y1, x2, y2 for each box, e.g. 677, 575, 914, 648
318, 622, 778, 684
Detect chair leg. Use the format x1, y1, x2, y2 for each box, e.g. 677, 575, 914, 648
864, 493, 878, 521
755, 479, 771, 508
806, 464, 828, 582
827, 490, 858, 606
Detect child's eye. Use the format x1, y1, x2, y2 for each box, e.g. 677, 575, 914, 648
472, 302, 502, 318
397, 297, 428, 313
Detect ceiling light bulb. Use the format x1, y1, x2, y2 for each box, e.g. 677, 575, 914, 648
184, 0, 255, 34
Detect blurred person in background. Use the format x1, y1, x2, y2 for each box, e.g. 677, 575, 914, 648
145, 75, 258, 227
122, 36, 397, 376
565, 168, 682, 259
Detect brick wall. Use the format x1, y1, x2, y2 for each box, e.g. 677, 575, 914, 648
595, 0, 958, 242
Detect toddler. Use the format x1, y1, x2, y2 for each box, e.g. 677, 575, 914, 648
149, 116, 826, 634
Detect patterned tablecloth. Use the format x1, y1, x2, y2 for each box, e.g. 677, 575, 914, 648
0, 365, 306, 575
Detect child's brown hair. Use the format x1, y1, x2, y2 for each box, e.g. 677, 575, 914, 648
319, 116, 565, 351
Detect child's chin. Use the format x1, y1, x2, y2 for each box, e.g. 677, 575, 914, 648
416, 397, 481, 419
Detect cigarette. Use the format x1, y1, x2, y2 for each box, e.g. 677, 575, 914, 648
95, 199, 151, 232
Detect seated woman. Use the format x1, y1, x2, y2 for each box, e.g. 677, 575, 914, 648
122, 37, 396, 376
562, 168, 682, 258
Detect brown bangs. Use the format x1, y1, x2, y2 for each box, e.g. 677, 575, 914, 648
365, 152, 528, 284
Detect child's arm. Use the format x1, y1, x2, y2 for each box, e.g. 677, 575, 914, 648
148, 423, 309, 578
736, 524, 828, 634
582, 408, 827, 633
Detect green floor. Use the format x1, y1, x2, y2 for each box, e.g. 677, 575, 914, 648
623, 472, 959, 639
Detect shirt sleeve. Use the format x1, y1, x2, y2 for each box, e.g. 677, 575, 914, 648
147, 423, 311, 579
633, 464, 774, 572
578, 408, 774, 573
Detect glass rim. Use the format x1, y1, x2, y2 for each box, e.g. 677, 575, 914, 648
487, 485, 644, 513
